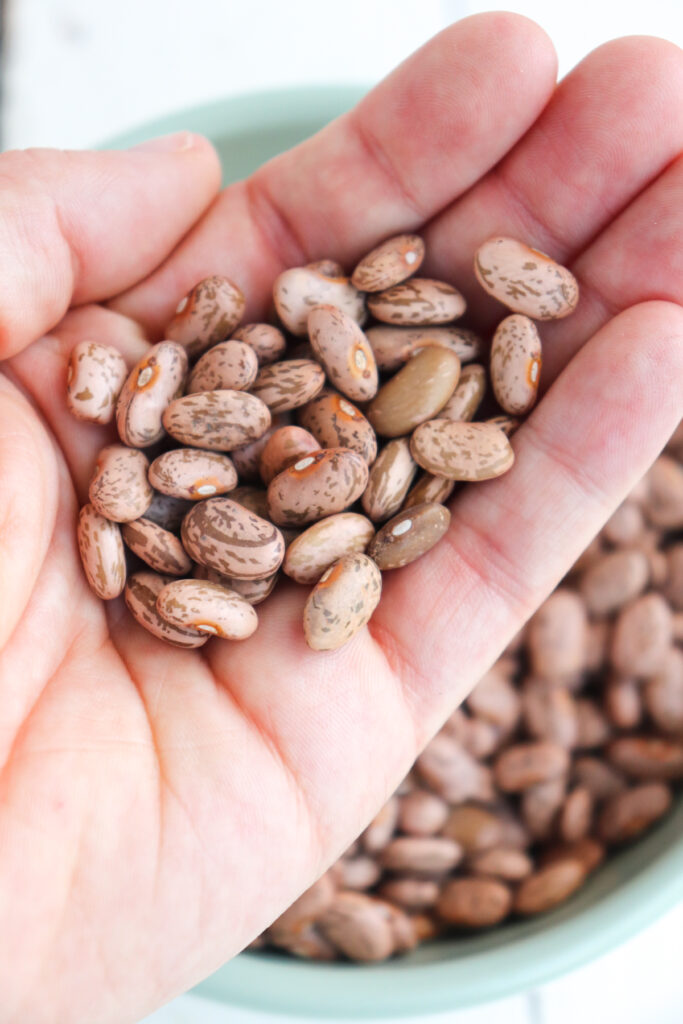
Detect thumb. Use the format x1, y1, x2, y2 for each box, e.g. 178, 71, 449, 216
0, 133, 221, 358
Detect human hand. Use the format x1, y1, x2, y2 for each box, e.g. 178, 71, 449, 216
1, 13, 681, 1023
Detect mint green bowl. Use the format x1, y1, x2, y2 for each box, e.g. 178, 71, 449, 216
105, 87, 683, 1019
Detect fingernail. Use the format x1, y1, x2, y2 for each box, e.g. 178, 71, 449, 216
130, 131, 195, 153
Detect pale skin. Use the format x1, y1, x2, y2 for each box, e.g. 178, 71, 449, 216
0, 13, 681, 1023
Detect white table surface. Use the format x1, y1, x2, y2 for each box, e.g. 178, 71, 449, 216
3, 2, 682, 1022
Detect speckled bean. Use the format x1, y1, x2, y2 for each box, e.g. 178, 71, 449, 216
410, 420, 514, 481
186, 340, 258, 394
380, 837, 462, 876
303, 552, 381, 651
366, 347, 460, 438
559, 787, 593, 843
438, 364, 487, 423
162, 390, 271, 451
89, 444, 153, 522
580, 549, 650, 616
307, 305, 378, 402
402, 472, 455, 510
156, 578, 257, 639
182, 497, 285, 579
193, 563, 279, 606
442, 805, 503, 853
77, 504, 126, 599
267, 448, 369, 527
469, 847, 534, 881
66, 341, 128, 424
644, 648, 683, 736
144, 492, 194, 532
606, 736, 683, 780
474, 237, 579, 320
250, 359, 325, 412
318, 893, 395, 962
116, 341, 188, 448
366, 325, 482, 373
513, 860, 586, 915
124, 571, 207, 648
367, 279, 466, 326
297, 392, 377, 464
490, 314, 542, 415
165, 275, 245, 358
437, 878, 512, 927
351, 234, 424, 291
283, 512, 375, 585
486, 414, 521, 437
397, 790, 449, 837
378, 878, 439, 911
494, 742, 570, 792
521, 679, 579, 748
230, 414, 289, 481
368, 502, 450, 570
598, 782, 672, 844
231, 323, 287, 365
259, 426, 320, 485
611, 593, 673, 678
148, 448, 237, 500
362, 438, 417, 523
273, 267, 366, 337
528, 589, 588, 681
122, 517, 192, 575
416, 735, 495, 804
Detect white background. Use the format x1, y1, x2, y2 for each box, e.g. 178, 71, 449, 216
3, 1, 683, 1022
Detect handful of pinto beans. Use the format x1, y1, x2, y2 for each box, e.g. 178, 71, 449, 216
72, 233, 570, 648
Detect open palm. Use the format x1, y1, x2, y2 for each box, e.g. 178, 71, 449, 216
1, 14, 682, 1023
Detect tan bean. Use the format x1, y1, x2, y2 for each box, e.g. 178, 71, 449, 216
318, 893, 395, 962
521, 679, 579, 749
283, 512, 375, 585
598, 783, 672, 844
307, 305, 378, 402
468, 847, 534, 881
644, 648, 683, 736
362, 797, 399, 853
410, 419, 514, 481
521, 778, 567, 840
559, 787, 593, 843
124, 571, 207, 648
156, 579, 257, 639
230, 415, 289, 481
573, 756, 627, 801
611, 593, 673, 677
89, 444, 153, 522
193, 563, 279, 606
77, 504, 126, 599
250, 359, 325, 413
607, 736, 683, 780
527, 589, 587, 681
297, 391, 377, 464
490, 314, 542, 415
162, 390, 271, 451
268, 448, 369, 527
467, 668, 521, 733
494, 742, 570, 792
351, 234, 425, 291
259, 426, 320, 485
366, 324, 482, 372
580, 549, 650, 616
442, 805, 503, 854
416, 735, 494, 804
474, 237, 579, 320
144, 492, 194, 532
368, 502, 450, 570
186, 340, 258, 393
437, 877, 512, 928
148, 448, 237, 500
643, 455, 683, 529
182, 497, 285, 580
273, 267, 366, 337
378, 878, 439, 911
227, 485, 270, 519
66, 341, 128, 424
366, 348, 460, 438
303, 553, 381, 651
367, 278, 466, 326
116, 341, 188, 448
403, 472, 455, 510
397, 790, 449, 837
604, 677, 642, 730
165, 275, 245, 358
514, 860, 586, 915
231, 322, 286, 365
121, 517, 192, 576
362, 438, 417, 523
431, 363, 487, 423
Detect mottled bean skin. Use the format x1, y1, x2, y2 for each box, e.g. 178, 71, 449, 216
410, 420, 514, 481
89, 444, 153, 522
231, 323, 287, 365
362, 438, 417, 523
148, 448, 237, 500
474, 237, 579, 320
193, 563, 279, 605
283, 512, 375, 584
230, 414, 290, 481
351, 234, 425, 292
143, 492, 194, 532
438, 364, 487, 422
368, 502, 451, 569
259, 426, 320, 485
125, 571, 208, 647
267, 448, 369, 527
403, 472, 455, 509
366, 348, 460, 438
513, 860, 586, 915
303, 553, 382, 651
116, 342, 188, 448
437, 878, 512, 927
156, 579, 258, 639
250, 359, 325, 413
182, 497, 285, 580
187, 340, 258, 393
307, 304, 378, 402
490, 314, 542, 415
162, 390, 271, 451
165, 275, 245, 357
273, 266, 366, 336
367, 279, 466, 326
77, 504, 126, 599
121, 517, 193, 575
298, 392, 377, 464
66, 341, 128, 424
366, 325, 482, 373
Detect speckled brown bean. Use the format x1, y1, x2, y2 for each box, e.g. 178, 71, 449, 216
351, 234, 425, 291
665, 544, 683, 610
366, 325, 482, 373
469, 848, 534, 881
611, 593, 673, 677
513, 860, 586, 915
490, 314, 542, 415
541, 838, 605, 875
573, 757, 627, 801
559, 787, 593, 843
467, 669, 521, 733
156, 579, 257, 639
521, 778, 566, 840
307, 305, 378, 402
193, 563, 279, 606
182, 497, 285, 579
410, 420, 514, 481
494, 742, 570, 792
367, 279, 466, 326
250, 359, 325, 413
273, 267, 366, 337
366, 348, 460, 438
122, 517, 192, 575
67, 341, 128, 424
580, 549, 650, 616
124, 571, 208, 648
77, 504, 126, 599
186, 340, 258, 394
403, 472, 455, 509
598, 783, 672, 844
362, 438, 417, 523
231, 323, 287, 365
437, 878, 512, 927
303, 552, 381, 651
474, 237, 579, 320
438, 364, 487, 422
144, 492, 194, 532
521, 679, 579, 748
306, 259, 345, 277
442, 805, 503, 854
380, 837, 462, 876
116, 342, 188, 448
165, 275, 245, 358
644, 648, 683, 736
89, 444, 153, 522
267, 448, 369, 527
230, 415, 289, 481
528, 589, 588, 681
283, 512, 375, 585
604, 677, 642, 730
259, 426, 320, 485
486, 414, 521, 437
162, 390, 271, 451
378, 879, 439, 911
368, 502, 450, 570
318, 893, 395, 962
148, 449, 237, 500
297, 392, 377, 464
415, 735, 494, 804
606, 736, 683, 780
